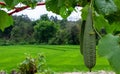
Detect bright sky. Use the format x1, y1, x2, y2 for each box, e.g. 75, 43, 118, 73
13, 5, 82, 21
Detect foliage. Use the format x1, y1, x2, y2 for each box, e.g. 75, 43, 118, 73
49, 20, 80, 45
34, 20, 58, 43
40, 14, 50, 21
46, 0, 77, 18
10, 15, 34, 44
48, 29, 69, 45
0, 10, 13, 31
94, 0, 117, 15
0, 0, 43, 31
0, 14, 80, 45
93, 14, 110, 33
18, 55, 37, 74
19, 54, 54, 74
98, 34, 120, 73
81, 5, 89, 20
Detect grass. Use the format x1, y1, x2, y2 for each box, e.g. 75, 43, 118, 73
0, 45, 112, 72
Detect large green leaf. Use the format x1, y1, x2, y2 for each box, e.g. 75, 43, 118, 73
114, 0, 120, 10
95, 0, 117, 15
46, 0, 76, 18
0, 10, 13, 31
111, 22, 120, 33
94, 14, 120, 34
3, 0, 14, 7
46, 0, 60, 14
108, 51, 120, 74
98, 34, 120, 73
60, 6, 74, 18
94, 14, 110, 33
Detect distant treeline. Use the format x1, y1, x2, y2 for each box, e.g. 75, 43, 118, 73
0, 14, 81, 45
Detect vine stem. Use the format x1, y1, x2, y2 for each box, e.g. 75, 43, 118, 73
93, 23, 102, 39
89, 0, 102, 39
90, 0, 93, 8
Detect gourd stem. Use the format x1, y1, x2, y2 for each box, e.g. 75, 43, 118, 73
90, 0, 93, 8
90, 0, 102, 39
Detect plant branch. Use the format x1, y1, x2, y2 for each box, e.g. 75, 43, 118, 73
8, 2, 45, 15
0, 2, 45, 15
0, 2, 6, 6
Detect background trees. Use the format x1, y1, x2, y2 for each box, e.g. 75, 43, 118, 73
10, 15, 34, 44
0, 14, 81, 45
34, 20, 59, 44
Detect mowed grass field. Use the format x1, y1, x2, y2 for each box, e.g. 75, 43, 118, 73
0, 45, 112, 72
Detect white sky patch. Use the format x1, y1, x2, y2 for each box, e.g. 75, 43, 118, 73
13, 5, 82, 21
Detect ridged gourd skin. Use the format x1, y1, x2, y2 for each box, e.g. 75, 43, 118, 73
83, 7, 96, 72
80, 20, 86, 55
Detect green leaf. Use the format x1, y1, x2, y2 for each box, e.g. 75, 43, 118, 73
46, 0, 76, 18
0, 10, 13, 31
79, 0, 89, 7
98, 34, 119, 58
115, 22, 120, 32
81, 5, 89, 20
95, 0, 117, 15
3, 0, 14, 7
110, 22, 120, 34
106, 24, 116, 34
46, 0, 60, 14
58, 0, 64, 7
98, 34, 120, 73
22, 0, 37, 8
114, 0, 120, 10
94, 14, 110, 33
108, 51, 120, 74
60, 6, 74, 18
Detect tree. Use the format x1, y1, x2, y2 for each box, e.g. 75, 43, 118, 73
49, 29, 69, 45
59, 19, 68, 29
34, 20, 58, 43
68, 24, 80, 45
40, 14, 50, 21
10, 15, 34, 44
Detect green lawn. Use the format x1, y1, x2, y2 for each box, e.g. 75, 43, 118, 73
0, 45, 112, 72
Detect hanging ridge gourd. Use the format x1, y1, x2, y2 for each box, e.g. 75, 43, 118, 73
80, 20, 86, 55
83, 7, 96, 72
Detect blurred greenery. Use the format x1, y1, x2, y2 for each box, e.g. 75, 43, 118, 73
0, 14, 81, 45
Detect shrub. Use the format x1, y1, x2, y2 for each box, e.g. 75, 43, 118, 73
18, 54, 54, 74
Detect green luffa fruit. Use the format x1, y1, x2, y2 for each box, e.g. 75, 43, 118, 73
80, 20, 86, 55
83, 7, 96, 72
